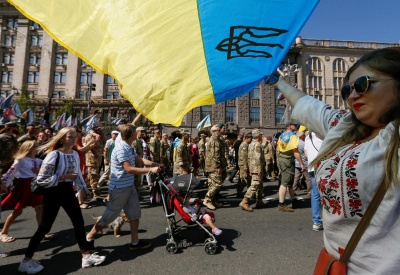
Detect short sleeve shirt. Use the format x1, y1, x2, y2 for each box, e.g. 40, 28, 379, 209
109, 140, 137, 190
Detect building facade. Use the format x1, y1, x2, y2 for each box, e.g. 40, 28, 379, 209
1, 2, 399, 136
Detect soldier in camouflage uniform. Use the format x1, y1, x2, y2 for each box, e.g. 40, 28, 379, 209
264, 136, 277, 180
218, 124, 229, 181
131, 126, 145, 188
0, 122, 19, 175
203, 125, 227, 210
160, 132, 170, 170
150, 129, 161, 163
85, 126, 106, 198
198, 134, 206, 175
237, 133, 252, 198
239, 129, 267, 212
173, 129, 191, 175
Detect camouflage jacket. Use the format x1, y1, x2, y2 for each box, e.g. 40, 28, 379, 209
85, 133, 106, 167
150, 138, 161, 161
218, 136, 228, 166
205, 135, 226, 172
198, 139, 206, 159
263, 142, 275, 161
0, 133, 19, 167
131, 139, 143, 158
160, 139, 169, 160
238, 141, 249, 168
248, 139, 265, 174
173, 141, 191, 172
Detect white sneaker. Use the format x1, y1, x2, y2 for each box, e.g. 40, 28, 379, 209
82, 252, 106, 268
18, 259, 44, 274
313, 224, 324, 231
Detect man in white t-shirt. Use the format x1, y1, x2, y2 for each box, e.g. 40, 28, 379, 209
304, 132, 323, 231
98, 130, 119, 188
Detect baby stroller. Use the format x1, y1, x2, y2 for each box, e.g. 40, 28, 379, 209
155, 171, 218, 255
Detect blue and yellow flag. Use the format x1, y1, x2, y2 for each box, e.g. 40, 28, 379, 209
9, 0, 319, 126
277, 131, 299, 153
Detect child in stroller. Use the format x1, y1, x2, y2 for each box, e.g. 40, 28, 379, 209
156, 164, 220, 254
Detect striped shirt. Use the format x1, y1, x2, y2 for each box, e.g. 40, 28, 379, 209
109, 140, 137, 190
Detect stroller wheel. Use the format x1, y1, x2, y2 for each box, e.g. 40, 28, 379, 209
166, 241, 178, 254
204, 242, 217, 255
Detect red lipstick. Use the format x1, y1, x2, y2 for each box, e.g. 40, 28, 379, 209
353, 103, 364, 111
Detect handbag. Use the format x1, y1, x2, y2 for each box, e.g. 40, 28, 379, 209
314, 178, 389, 275
31, 152, 60, 195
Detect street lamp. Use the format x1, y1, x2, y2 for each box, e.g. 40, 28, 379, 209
81, 64, 96, 114
280, 59, 299, 124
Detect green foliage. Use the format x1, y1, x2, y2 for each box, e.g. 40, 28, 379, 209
16, 84, 33, 112
54, 99, 74, 118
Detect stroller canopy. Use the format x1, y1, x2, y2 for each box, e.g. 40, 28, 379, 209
170, 173, 199, 194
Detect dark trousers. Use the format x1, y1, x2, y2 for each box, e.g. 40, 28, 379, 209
25, 182, 90, 258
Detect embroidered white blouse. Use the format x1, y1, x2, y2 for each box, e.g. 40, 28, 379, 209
292, 96, 400, 274
36, 150, 87, 191
2, 157, 42, 187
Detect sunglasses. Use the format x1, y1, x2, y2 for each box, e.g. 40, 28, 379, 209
341, 75, 392, 100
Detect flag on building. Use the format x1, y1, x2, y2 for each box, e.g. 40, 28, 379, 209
196, 114, 211, 130
64, 115, 72, 127
8, 0, 319, 126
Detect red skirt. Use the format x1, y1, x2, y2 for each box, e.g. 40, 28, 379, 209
1, 178, 43, 210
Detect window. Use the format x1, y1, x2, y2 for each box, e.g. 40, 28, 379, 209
308, 76, 323, 90
225, 106, 236, 123
307, 57, 322, 71
56, 53, 68, 65
250, 107, 260, 123
5, 35, 17, 47
32, 22, 41, 29
29, 53, 41, 65
51, 91, 65, 98
78, 90, 86, 99
102, 110, 109, 121
106, 91, 119, 99
53, 72, 66, 84
313, 94, 323, 101
3, 53, 15, 65
1, 71, 13, 83
200, 106, 212, 120
333, 59, 347, 73
27, 71, 40, 83
106, 75, 118, 84
0, 89, 12, 98
31, 35, 43, 46
6, 17, 18, 29
80, 72, 93, 83
333, 77, 344, 91
250, 87, 260, 99
275, 107, 285, 124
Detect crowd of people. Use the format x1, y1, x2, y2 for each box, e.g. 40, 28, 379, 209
1, 46, 399, 273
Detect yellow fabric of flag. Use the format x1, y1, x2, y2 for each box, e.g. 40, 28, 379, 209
277, 135, 299, 153
9, 0, 214, 126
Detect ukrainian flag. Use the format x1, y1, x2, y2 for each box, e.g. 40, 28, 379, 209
9, 0, 319, 126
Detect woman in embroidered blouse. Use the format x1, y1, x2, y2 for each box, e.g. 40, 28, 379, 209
1, 141, 42, 243
270, 47, 400, 274
18, 127, 105, 274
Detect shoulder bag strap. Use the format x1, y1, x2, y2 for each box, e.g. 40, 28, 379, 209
54, 151, 60, 172
339, 180, 388, 263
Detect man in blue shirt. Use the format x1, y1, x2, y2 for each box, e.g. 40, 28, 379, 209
86, 124, 161, 250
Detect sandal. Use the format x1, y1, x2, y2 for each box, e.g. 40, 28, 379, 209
0, 234, 15, 243
0, 251, 10, 258
80, 203, 92, 209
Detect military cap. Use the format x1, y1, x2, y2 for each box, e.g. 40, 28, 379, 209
200, 133, 206, 137
136, 126, 145, 131
180, 128, 190, 135
154, 129, 160, 133
252, 129, 263, 137
218, 123, 225, 128
5, 122, 18, 128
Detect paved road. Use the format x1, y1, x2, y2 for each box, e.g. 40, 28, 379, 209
0, 177, 323, 275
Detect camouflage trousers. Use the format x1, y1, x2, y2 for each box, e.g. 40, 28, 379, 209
205, 171, 227, 202
244, 173, 264, 200
238, 167, 250, 194
87, 166, 100, 193
265, 159, 276, 178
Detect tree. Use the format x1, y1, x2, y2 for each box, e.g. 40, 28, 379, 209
54, 99, 74, 118
16, 84, 34, 112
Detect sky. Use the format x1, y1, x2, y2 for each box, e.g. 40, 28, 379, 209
300, 0, 400, 43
